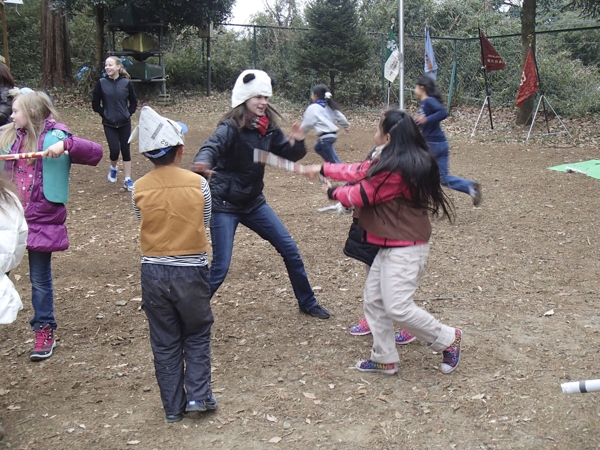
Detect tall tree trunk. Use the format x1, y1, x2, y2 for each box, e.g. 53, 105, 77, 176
516, 0, 536, 125
41, 0, 72, 88
94, 5, 105, 73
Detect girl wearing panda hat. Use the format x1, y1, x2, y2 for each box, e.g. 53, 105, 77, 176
193, 70, 330, 319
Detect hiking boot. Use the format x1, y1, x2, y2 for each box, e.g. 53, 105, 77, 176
124, 178, 134, 192
300, 304, 330, 319
395, 329, 416, 345
470, 182, 482, 206
108, 166, 118, 183
355, 359, 398, 375
165, 413, 183, 423
349, 317, 371, 336
440, 329, 462, 374
30, 323, 56, 361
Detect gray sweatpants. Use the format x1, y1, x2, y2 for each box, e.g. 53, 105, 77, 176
364, 244, 456, 364
141, 263, 213, 416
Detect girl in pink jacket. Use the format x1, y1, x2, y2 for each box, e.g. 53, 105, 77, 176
0, 91, 102, 361
302, 109, 463, 375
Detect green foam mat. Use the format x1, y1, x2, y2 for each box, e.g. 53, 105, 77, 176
548, 160, 600, 179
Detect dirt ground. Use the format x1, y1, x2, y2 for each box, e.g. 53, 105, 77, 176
1, 93, 599, 449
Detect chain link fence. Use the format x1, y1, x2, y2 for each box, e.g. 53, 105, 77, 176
164, 24, 600, 116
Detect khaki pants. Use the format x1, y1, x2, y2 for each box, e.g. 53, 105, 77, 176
363, 244, 456, 364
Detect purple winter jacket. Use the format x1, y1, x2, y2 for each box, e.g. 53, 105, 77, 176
4, 120, 102, 252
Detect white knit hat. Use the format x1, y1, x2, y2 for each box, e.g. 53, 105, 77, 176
129, 106, 187, 157
231, 70, 273, 108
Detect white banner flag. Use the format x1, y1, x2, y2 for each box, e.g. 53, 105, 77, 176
384, 49, 400, 82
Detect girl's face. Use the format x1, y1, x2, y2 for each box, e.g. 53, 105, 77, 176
246, 96, 269, 116
414, 84, 426, 100
10, 99, 28, 129
374, 123, 390, 147
105, 58, 120, 78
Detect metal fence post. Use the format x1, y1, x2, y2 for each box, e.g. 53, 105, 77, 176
381, 33, 386, 104
447, 39, 458, 111
253, 26, 257, 68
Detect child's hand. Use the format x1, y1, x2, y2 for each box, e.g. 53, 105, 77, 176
191, 162, 215, 179
298, 164, 322, 180
44, 141, 65, 158
414, 114, 427, 125
321, 180, 332, 192
288, 122, 305, 145
344, 127, 351, 134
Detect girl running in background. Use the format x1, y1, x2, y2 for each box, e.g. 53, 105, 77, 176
300, 84, 350, 164
414, 74, 481, 206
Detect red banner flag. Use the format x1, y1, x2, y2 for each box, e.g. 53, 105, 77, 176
516, 48, 539, 107
480, 31, 505, 72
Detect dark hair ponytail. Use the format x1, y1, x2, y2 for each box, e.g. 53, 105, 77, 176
312, 84, 342, 111
415, 74, 444, 105
367, 109, 453, 220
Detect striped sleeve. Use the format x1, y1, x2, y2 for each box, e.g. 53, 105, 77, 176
131, 186, 141, 221
201, 176, 211, 229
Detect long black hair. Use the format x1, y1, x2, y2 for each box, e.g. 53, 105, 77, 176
415, 74, 444, 105
312, 84, 342, 111
367, 109, 453, 220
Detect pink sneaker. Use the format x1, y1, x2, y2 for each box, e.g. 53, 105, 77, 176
30, 324, 56, 361
355, 359, 398, 375
349, 317, 371, 336
395, 329, 416, 345
440, 329, 462, 374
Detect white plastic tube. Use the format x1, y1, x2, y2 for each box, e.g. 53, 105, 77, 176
561, 379, 600, 394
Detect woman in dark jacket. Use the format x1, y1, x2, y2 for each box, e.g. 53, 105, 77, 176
92, 56, 138, 191
193, 69, 330, 320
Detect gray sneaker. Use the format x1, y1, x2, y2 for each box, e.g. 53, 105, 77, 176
470, 183, 482, 206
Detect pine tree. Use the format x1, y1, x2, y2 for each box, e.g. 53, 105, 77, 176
297, 0, 370, 95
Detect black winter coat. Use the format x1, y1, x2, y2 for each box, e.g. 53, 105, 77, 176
0, 85, 13, 126
91, 76, 138, 128
194, 119, 307, 214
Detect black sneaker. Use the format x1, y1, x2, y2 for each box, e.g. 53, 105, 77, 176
301, 304, 330, 319
186, 396, 218, 413
165, 413, 183, 423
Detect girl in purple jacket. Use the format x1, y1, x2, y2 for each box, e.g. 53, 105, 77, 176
0, 91, 102, 361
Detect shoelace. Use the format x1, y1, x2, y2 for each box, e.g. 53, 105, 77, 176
34, 328, 52, 348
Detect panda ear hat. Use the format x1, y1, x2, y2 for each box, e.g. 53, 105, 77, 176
231, 70, 273, 108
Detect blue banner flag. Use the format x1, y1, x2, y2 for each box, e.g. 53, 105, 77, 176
424, 27, 438, 80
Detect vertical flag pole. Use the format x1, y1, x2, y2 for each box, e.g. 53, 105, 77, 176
530, 43, 550, 134
478, 28, 494, 130
399, 0, 404, 109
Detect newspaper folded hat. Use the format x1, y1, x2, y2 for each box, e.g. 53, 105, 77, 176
129, 106, 187, 158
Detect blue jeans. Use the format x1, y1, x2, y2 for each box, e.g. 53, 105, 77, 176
209, 203, 318, 310
427, 140, 473, 195
314, 137, 342, 164
28, 250, 56, 329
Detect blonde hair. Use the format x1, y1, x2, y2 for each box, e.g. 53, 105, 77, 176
106, 56, 131, 79
0, 173, 19, 213
0, 91, 59, 155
